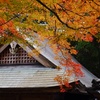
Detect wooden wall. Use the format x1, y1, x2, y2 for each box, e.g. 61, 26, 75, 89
0, 93, 93, 100
0, 88, 93, 100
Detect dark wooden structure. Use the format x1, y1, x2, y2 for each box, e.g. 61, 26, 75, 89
0, 45, 38, 65
0, 87, 92, 100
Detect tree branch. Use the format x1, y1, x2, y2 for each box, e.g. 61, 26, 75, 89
92, 0, 100, 6
57, 3, 84, 17
0, 13, 20, 26
36, 0, 92, 30
88, 1, 99, 12
36, 0, 78, 30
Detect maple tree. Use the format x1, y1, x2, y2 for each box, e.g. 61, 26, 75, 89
0, 0, 100, 91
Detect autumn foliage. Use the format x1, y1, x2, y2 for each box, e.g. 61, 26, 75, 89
0, 0, 100, 91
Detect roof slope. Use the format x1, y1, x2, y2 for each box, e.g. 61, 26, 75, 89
0, 65, 75, 88
0, 39, 98, 88
27, 36, 98, 87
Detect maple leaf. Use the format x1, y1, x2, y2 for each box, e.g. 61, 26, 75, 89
89, 27, 98, 35
70, 49, 78, 55
0, 0, 10, 4
82, 34, 93, 42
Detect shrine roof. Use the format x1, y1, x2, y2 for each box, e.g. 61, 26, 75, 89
0, 65, 75, 88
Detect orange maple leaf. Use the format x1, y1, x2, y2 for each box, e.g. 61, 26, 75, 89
0, 0, 10, 3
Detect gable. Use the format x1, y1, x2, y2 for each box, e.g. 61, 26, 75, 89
0, 41, 57, 68
0, 44, 41, 65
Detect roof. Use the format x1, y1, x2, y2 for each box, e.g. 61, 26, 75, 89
27, 36, 98, 88
0, 65, 75, 88
0, 40, 98, 88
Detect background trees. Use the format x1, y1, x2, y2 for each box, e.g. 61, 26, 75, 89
74, 39, 100, 77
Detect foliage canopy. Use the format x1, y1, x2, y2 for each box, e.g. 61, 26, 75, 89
0, 0, 100, 91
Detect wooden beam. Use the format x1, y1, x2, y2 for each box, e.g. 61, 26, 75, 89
0, 44, 9, 53
18, 42, 57, 68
